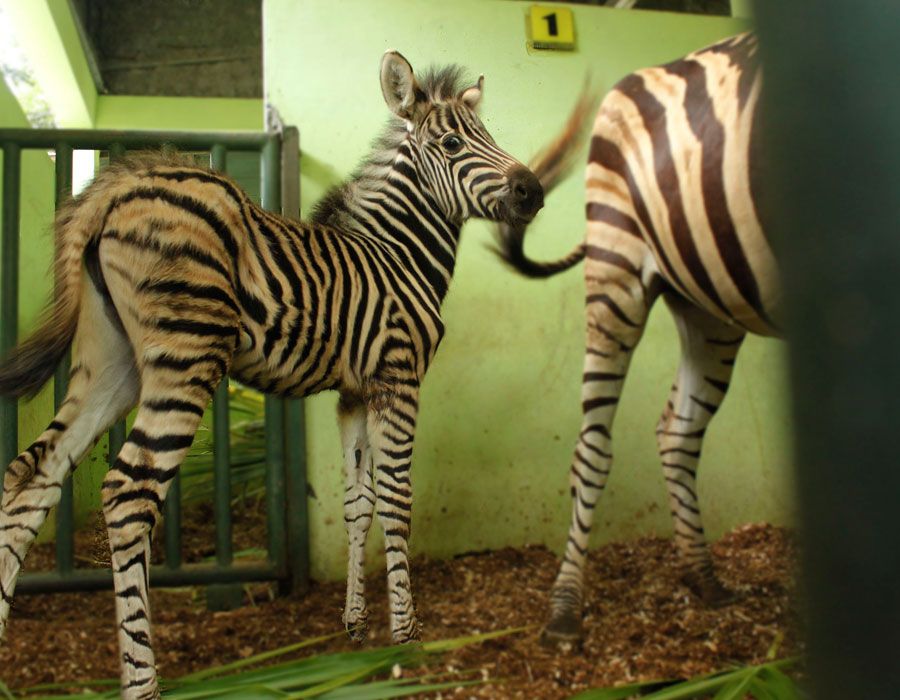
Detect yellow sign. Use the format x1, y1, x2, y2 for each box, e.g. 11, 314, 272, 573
529, 5, 576, 51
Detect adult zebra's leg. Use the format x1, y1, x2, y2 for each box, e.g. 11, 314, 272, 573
0, 279, 139, 644
339, 395, 376, 641
367, 380, 420, 644
543, 243, 655, 646
656, 295, 744, 604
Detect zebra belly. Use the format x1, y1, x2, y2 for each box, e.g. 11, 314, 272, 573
646, 221, 782, 338
228, 312, 346, 397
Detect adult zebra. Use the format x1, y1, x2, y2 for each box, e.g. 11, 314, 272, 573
494, 32, 779, 644
0, 52, 543, 698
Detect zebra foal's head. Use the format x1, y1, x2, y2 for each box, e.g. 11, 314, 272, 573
380, 51, 543, 227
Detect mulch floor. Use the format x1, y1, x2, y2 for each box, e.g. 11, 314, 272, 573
0, 503, 802, 699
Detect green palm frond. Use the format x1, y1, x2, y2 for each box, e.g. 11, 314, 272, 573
569, 657, 803, 700
179, 385, 268, 505
13, 628, 522, 699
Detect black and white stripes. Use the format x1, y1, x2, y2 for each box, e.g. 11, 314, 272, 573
494, 33, 779, 645
0, 51, 543, 698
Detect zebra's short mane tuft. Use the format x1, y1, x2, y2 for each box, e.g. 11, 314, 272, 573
310, 64, 471, 230
417, 64, 469, 102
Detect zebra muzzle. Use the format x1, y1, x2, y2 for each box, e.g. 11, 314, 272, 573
505, 166, 544, 223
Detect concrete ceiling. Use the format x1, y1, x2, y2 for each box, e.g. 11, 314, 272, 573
70, 0, 262, 97
67, 0, 730, 98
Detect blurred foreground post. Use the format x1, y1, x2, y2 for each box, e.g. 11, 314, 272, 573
755, 2, 900, 698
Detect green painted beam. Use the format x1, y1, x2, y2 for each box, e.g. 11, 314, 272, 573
95, 96, 263, 132
0, 143, 20, 479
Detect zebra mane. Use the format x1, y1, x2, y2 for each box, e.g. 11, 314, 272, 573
417, 64, 469, 102
310, 64, 471, 229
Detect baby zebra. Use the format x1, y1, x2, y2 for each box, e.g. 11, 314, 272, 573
0, 51, 543, 699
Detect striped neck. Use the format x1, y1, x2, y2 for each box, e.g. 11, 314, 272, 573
312, 135, 462, 304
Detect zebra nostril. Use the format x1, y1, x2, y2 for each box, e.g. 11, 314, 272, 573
506, 166, 543, 217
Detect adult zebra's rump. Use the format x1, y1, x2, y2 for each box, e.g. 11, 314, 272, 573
0, 51, 545, 699
494, 32, 782, 645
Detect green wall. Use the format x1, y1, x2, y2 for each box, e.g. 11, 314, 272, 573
264, 0, 793, 581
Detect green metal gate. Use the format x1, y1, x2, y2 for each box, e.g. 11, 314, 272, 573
0, 128, 309, 600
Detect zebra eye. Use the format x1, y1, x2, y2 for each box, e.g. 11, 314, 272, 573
441, 134, 464, 154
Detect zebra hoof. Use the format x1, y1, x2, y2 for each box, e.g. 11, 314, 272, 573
683, 573, 737, 607
344, 615, 369, 642
540, 610, 583, 651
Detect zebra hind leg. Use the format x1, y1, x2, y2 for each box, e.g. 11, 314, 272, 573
0, 279, 140, 645
543, 244, 654, 647
656, 295, 745, 605
102, 339, 232, 699
338, 395, 376, 642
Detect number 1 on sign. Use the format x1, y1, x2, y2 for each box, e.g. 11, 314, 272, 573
543, 13, 558, 37
529, 5, 575, 50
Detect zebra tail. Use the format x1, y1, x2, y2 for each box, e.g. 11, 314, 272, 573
491, 80, 597, 278
0, 185, 109, 399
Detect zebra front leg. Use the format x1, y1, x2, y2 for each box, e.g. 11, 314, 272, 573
367, 382, 420, 644
339, 396, 376, 642
657, 296, 744, 605
543, 245, 653, 646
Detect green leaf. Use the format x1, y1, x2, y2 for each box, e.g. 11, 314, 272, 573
178, 630, 347, 682
319, 677, 483, 700
12, 628, 519, 699
572, 658, 802, 700
754, 667, 802, 700
712, 670, 756, 700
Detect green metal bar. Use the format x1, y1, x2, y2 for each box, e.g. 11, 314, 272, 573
108, 142, 126, 161
277, 126, 308, 592
0, 143, 21, 492
261, 136, 287, 573
264, 396, 286, 572
212, 380, 232, 566
283, 399, 310, 592
108, 422, 125, 469
204, 143, 244, 610
105, 144, 127, 465
17, 562, 281, 594
210, 143, 227, 173
53, 143, 75, 575
0, 128, 270, 151
209, 141, 229, 566
163, 473, 181, 569
261, 135, 282, 212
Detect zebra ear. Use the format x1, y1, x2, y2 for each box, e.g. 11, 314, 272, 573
381, 50, 426, 121
460, 75, 484, 109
